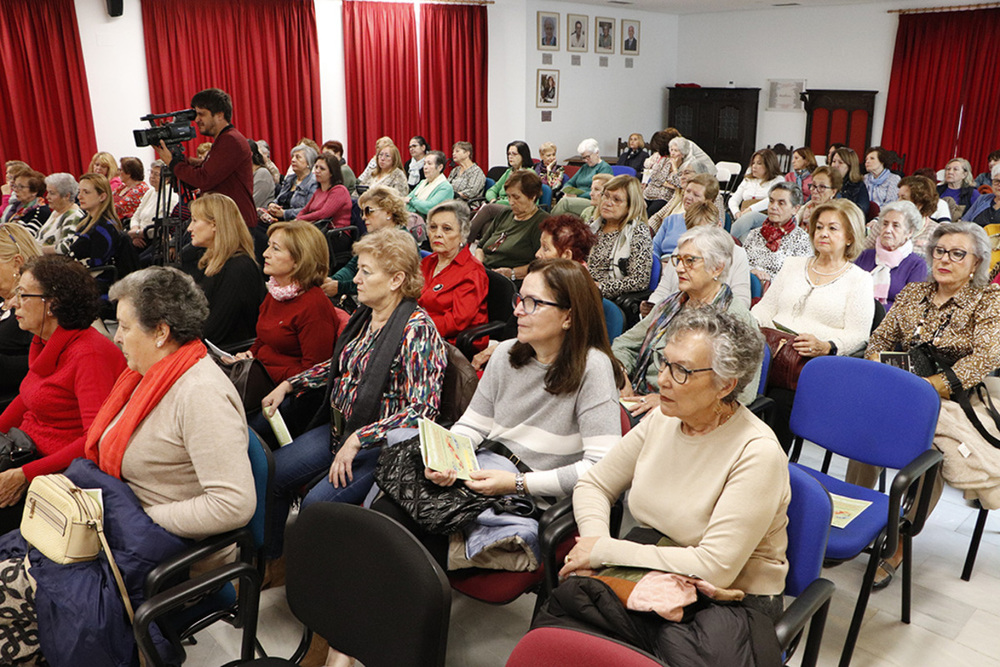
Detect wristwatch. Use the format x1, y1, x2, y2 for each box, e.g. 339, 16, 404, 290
514, 473, 527, 496
827, 341, 838, 356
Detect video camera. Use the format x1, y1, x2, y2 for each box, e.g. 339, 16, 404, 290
133, 109, 197, 148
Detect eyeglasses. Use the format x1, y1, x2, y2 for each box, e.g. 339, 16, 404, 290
11, 184, 29, 191
485, 231, 508, 254
11, 289, 45, 302
930, 246, 969, 262
512, 293, 563, 314
362, 206, 382, 218
654, 350, 713, 384
669, 254, 704, 269
812, 184, 834, 192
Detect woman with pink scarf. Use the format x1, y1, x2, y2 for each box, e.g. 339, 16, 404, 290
855, 200, 928, 310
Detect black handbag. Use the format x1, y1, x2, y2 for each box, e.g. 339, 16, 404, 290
374, 434, 494, 535
0, 427, 38, 472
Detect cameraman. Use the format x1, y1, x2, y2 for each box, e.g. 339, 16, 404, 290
155, 88, 263, 253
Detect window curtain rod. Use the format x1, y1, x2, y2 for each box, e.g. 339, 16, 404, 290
889, 2, 1000, 14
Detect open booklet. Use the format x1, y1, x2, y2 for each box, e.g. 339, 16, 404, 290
418, 418, 480, 480
830, 493, 872, 529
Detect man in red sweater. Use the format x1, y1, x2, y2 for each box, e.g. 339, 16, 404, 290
156, 88, 262, 255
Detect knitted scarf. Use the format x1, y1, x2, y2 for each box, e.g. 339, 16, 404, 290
872, 240, 912, 305
85, 339, 207, 479
266, 276, 303, 302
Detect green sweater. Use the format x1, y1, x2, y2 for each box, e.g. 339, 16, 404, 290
566, 161, 613, 199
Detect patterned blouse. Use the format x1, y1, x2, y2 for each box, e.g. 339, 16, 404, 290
286, 308, 448, 447
643, 156, 678, 202
448, 163, 486, 199
36, 206, 84, 250
867, 281, 1000, 390
744, 225, 813, 279
359, 168, 409, 197
536, 162, 565, 191
587, 222, 654, 298
113, 181, 150, 221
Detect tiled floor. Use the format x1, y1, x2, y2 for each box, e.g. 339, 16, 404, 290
186, 442, 1000, 666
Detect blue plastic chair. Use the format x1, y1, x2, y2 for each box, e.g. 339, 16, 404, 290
611, 165, 637, 178
648, 254, 661, 291
750, 272, 763, 300
788, 357, 942, 667
135, 430, 274, 665
419, 249, 431, 259
484, 177, 496, 191
758, 343, 771, 396
602, 298, 625, 341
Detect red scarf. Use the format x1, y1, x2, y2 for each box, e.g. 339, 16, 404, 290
759, 218, 797, 253
85, 340, 207, 478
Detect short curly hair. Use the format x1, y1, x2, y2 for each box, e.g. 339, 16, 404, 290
21, 255, 100, 330
109, 266, 209, 344
352, 227, 423, 300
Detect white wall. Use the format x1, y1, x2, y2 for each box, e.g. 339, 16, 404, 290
520, 1, 678, 164
314, 0, 350, 158
75, 0, 153, 165
487, 0, 529, 167
675, 0, 948, 154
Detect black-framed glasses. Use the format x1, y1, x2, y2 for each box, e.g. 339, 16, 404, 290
512, 293, 563, 315
12, 290, 45, 302
654, 350, 713, 384
485, 231, 508, 254
669, 254, 704, 269
930, 245, 969, 262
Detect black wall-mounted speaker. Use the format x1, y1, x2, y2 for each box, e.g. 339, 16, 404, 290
106, 0, 123, 18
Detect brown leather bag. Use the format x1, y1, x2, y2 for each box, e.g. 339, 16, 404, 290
761, 327, 808, 391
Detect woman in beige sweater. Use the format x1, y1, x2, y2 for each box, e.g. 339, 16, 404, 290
561, 307, 790, 620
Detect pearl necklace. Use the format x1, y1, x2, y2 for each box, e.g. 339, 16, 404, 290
808, 257, 849, 276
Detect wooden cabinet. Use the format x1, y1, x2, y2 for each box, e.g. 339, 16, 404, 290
667, 87, 760, 164
801, 89, 877, 159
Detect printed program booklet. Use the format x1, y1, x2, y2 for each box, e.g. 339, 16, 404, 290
419, 418, 480, 480
830, 493, 873, 529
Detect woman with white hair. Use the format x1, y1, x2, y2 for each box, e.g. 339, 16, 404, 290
614, 225, 761, 419
37, 173, 84, 251
265, 144, 319, 221
564, 138, 612, 198
855, 200, 928, 309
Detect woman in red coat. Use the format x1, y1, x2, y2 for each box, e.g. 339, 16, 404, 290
419, 200, 489, 349
0, 255, 126, 533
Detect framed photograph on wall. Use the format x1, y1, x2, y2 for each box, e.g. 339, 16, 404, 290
567, 14, 588, 52
621, 19, 640, 55
766, 79, 807, 111
595, 17, 615, 54
536, 69, 559, 108
537, 12, 559, 51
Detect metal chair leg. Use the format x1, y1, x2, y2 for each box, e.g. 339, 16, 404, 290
962, 507, 989, 582
901, 533, 912, 624
839, 545, 882, 667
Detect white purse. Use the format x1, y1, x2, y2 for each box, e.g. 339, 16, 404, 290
21, 474, 134, 620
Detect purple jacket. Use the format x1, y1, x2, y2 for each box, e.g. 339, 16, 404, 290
855, 249, 928, 310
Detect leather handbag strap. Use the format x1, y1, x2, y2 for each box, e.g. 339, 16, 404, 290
95, 523, 134, 622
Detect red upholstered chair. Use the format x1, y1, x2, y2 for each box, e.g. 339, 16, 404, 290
506, 627, 665, 667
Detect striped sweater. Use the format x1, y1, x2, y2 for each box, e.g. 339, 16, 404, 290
451, 340, 622, 497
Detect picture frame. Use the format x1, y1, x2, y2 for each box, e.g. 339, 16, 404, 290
537, 12, 559, 51
766, 79, 807, 111
567, 13, 588, 52
621, 19, 640, 56
536, 69, 559, 108
595, 17, 615, 55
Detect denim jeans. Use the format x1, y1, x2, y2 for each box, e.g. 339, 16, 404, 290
265, 425, 381, 557
730, 211, 766, 242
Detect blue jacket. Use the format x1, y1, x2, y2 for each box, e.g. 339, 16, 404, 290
275, 172, 318, 219
962, 193, 996, 223
652, 213, 686, 259
0, 459, 190, 667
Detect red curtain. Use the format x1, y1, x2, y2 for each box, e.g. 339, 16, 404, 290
0, 0, 97, 174
954, 9, 1000, 174
141, 0, 322, 167
342, 2, 420, 171
881, 11, 974, 172
419, 4, 489, 167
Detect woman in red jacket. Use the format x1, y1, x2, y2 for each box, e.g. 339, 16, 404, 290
419, 200, 489, 349
235, 220, 338, 385
0, 255, 126, 533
